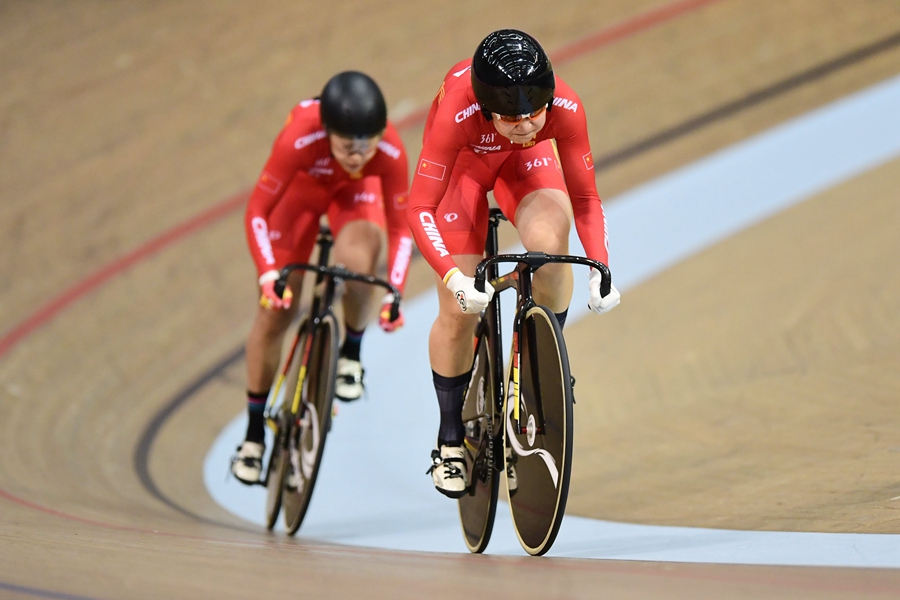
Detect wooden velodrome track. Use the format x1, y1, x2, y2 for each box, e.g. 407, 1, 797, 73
2, 0, 900, 597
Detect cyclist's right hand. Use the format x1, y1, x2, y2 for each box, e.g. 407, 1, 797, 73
445, 268, 494, 314
258, 270, 293, 310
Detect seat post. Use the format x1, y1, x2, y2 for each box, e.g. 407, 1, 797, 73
485, 208, 506, 258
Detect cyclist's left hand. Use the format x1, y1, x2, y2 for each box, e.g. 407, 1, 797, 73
378, 293, 404, 332
588, 268, 620, 315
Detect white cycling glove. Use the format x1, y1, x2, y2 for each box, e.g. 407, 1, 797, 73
445, 268, 495, 314
588, 268, 620, 315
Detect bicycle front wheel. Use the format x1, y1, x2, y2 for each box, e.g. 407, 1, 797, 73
506, 305, 574, 556
263, 409, 290, 530
282, 313, 340, 535
457, 322, 501, 553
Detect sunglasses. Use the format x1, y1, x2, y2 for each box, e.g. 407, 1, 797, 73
333, 134, 382, 155
494, 105, 547, 125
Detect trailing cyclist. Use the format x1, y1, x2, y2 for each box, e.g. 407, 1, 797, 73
407, 30, 621, 498
232, 71, 411, 485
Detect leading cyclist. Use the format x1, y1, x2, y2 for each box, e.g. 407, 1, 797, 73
407, 30, 621, 498
231, 71, 411, 485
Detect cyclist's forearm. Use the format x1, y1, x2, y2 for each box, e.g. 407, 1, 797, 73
386, 232, 413, 294
571, 196, 610, 266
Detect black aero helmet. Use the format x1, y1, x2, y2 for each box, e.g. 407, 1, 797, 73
319, 71, 387, 137
471, 29, 555, 117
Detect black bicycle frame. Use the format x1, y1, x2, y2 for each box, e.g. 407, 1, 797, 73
474, 209, 612, 436
307, 227, 336, 335
481, 211, 507, 471
274, 225, 401, 325
265, 225, 400, 422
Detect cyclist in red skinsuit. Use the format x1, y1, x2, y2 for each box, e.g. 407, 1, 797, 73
232, 72, 412, 485
408, 30, 620, 498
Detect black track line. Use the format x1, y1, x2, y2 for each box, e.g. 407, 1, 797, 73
595, 30, 900, 170
132, 345, 257, 531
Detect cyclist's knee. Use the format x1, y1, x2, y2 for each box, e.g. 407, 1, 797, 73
333, 220, 382, 273
516, 193, 571, 254
523, 224, 569, 255
434, 307, 479, 341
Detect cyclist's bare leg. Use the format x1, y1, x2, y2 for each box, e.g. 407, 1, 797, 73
332, 219, 383, 331
428, 254, 481, 492
239, 270, 303, 451
429, 253, 484, 377
514, 188, 574, 314
245, 270, 304, 392
331, 219, 382, 400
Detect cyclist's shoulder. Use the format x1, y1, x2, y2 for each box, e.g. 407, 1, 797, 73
287, 97, 322, 122
429, 59, 477, 114
424, 72, 491, 148
270, 99, 328, 156
278, 99, 325, 138
443, 58, 473, 86
541, 81, 589, 144
549, 77, 585, 117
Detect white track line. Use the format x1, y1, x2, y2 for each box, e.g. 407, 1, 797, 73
205, 74, 900, 564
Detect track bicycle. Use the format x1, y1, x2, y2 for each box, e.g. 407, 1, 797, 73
457, 208, 611, 556
259, 225, 400, 535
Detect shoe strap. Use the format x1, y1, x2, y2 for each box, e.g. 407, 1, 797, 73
426, 448, 465, 474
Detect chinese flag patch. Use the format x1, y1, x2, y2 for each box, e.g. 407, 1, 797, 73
583, 152, 594, 170
258, 172, 284, 194
418, 159, 447, 181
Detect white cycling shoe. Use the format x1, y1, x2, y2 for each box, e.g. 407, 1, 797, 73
231, 440, 264, 485
335, 357, 364, 402
428, 445, 468, 498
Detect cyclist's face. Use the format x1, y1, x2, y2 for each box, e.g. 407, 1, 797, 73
329, 133, 382, 174
490, 106, 548, 144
